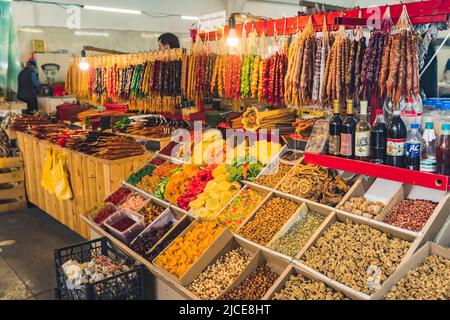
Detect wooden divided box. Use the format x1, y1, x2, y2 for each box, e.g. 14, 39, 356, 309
0, 156, 26, 213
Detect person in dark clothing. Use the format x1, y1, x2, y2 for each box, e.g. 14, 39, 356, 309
444, 58, 450, 82
420, 41, 438, 98
17, 60, 40, 115
158, 33, 180, 50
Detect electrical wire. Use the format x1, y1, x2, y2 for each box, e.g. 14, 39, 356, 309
15, 0, 196, 19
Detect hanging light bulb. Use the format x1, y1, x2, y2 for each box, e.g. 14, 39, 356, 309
78, 49, 90, 71
226, 15, 239, 47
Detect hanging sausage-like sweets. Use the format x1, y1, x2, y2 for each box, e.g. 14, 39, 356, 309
379, 5, 420, 108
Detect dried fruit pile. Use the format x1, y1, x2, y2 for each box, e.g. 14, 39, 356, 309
187, 247, 252, 300
301, 221, 411, 295
337, 197, 385, 219
278, 163, 350, 207
139, 202, 165, 226
216, 188, 265, 232
154, 221, 223, 278
130, 221, 174, 260
106, 187, 132, 206
119, 194, 146, 212
188, 166, 241, 219
273, 274, 348, 300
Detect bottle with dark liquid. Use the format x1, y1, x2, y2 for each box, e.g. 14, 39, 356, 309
436, 123, 450, 176
329, 100, 342, 156
386, 110, 407, 168
355, 101, 371, 161
370, 109, 387, 164
340, 100, 357, 159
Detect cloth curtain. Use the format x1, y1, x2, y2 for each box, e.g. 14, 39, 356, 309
0, 1, 20, 99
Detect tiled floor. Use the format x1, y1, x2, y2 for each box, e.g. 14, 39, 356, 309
0, 207, 84, 300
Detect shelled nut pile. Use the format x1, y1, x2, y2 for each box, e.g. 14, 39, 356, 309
301, 221, 411, 295
221, 262, 278, 300
336, 197, 385, 219
254, 164, 292, 188
273, 274, 348, 300
269, 211, 325, 257
139, 202, 165, 226
385, 255, 450, 300
384, 200, 438, 232
187, 248, 252, 300
238, 197, 299, 246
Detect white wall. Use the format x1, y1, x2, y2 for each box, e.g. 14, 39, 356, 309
17, 26, 190, 66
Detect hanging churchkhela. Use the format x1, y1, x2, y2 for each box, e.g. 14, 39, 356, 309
284, 18, 317, 107
322, 26, 351, 104
379, 6, 420, 108
66, 49, 183, 113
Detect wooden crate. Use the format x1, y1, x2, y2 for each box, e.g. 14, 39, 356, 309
0, 156, 27, 213
15, 131, 152, 239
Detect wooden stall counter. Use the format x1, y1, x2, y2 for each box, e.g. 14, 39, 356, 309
16, 131, 151, 239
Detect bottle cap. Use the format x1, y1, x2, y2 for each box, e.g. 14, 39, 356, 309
376, 109, 384, 115
411, 124, 420, 130
425, 122, 434, 130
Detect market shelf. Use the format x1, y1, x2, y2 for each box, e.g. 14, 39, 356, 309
303, 153, 450, 192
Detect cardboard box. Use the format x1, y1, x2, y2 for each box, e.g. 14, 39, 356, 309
372, 242, 450, 300
236, 192, 304, 247
266, 264, 366, 300
188, 237, 261, 300
217, 247, 290, 300
294, 211, 419, 300
152, 219, 234, 286
265, 202, 333, 260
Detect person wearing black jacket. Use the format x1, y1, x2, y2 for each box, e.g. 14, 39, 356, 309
17, 60, 41, 115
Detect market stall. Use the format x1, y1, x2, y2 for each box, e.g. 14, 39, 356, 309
12, 117, 151, 238
7, 0, 449, 301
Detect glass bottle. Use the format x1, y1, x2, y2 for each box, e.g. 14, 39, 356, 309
340, 100, 357, 159
355, 101, 371, 162
328, 100, 342, 156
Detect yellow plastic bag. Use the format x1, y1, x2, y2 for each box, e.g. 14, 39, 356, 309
41, 148, 55, 194
52, 152, 73, 201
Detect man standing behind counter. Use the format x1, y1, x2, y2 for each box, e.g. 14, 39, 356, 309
17, 60, 41, 115
158, 33, 181, 50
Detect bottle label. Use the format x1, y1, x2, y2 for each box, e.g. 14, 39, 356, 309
328, 135, 340, 156
340, 133, 353, 156
355, 132, 370, 157
405, 143, 421, 158
387, 138, 406, 157
420, 159, 436, 173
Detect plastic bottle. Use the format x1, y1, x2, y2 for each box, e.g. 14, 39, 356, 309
386, 110, 407, 168
420, 122, 437, 173
405, 124, 421, 171
370, 109, 387, 164
436, 123, 450, 176
401, 98, 417, 133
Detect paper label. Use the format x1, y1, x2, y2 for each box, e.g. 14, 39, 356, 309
340, 133, 353, 156
355, 132, 370, 157
328, 135, 340, 156
387, 139, 405, 157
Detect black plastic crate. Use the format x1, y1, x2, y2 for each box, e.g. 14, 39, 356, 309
54, 237, 145, 300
